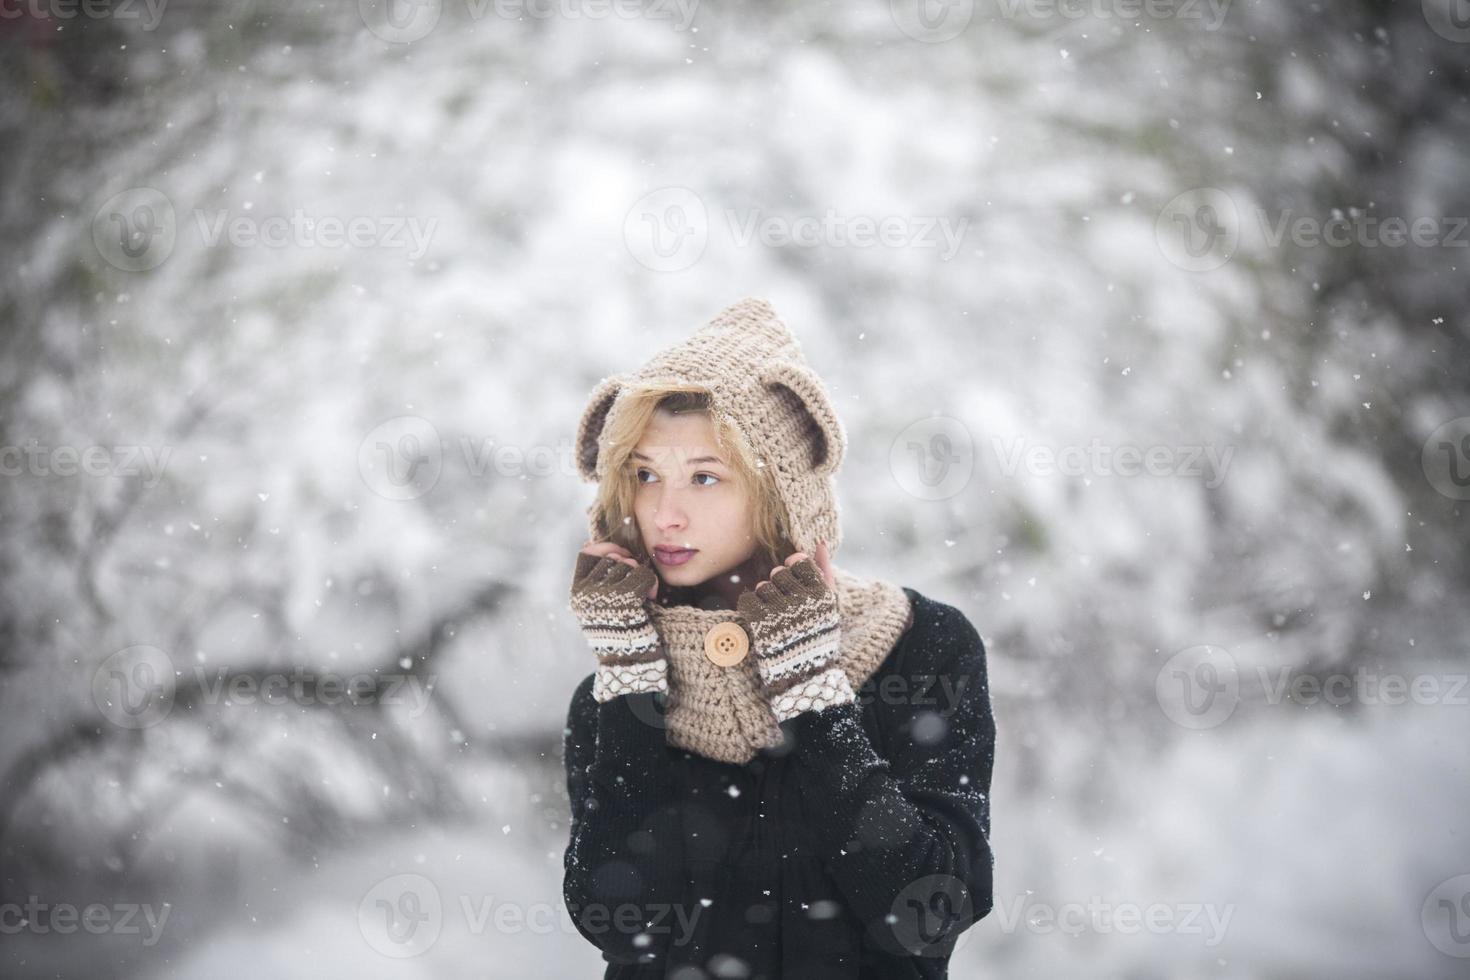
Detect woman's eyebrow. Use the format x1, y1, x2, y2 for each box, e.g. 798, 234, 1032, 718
631, 451, 727, 466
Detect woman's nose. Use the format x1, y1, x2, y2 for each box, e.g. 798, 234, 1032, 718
653, 488, 687, 530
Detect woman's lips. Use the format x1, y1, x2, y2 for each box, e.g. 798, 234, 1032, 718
653, 547, 698, 567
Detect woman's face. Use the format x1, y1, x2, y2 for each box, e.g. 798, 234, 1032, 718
631, 409, 759, 591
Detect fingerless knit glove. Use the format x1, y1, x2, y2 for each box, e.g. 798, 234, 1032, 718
736, 557, 854, 723
567, 552, 667, 703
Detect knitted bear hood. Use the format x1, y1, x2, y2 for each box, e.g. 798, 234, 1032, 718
571, 298, 913, 764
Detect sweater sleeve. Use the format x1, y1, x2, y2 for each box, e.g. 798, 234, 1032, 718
780, 602, 995, 958
561, 671, 687, 967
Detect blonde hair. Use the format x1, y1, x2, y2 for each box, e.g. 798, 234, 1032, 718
592, 382, 795, 567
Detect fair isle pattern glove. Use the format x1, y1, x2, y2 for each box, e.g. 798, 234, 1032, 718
736, 557, 853, 723
568, 552, 667, 703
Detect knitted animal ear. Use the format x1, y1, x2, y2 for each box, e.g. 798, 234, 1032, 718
758, 361, 846, 476
574, 374, 624, 482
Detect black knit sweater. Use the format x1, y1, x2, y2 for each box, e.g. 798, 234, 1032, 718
561, 587, 996, 979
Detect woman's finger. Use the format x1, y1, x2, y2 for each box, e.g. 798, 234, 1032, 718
580, 541, 632, 559
815, 540, 835, 589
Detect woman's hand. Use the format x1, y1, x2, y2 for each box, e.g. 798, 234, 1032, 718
736, 541, 850, 719
579, 539, 659, 601
568, 543, 666, 702
759, 540, 836, 592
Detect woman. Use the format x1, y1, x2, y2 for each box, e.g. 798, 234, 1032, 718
562, 298, 996, 979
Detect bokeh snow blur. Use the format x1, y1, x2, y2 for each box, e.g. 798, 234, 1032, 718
2, 0, 1469, 977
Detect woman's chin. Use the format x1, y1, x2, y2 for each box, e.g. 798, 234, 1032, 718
657, 564, 700, 585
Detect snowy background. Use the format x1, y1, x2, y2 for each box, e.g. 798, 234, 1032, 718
2, 0, 1469, 977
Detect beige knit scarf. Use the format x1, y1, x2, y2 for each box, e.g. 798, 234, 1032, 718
646, 568, 914, 765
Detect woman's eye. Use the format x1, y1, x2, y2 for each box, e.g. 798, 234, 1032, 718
636, 468, 718, 487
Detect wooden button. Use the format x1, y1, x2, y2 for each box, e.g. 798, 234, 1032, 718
704, 621, 749, 667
